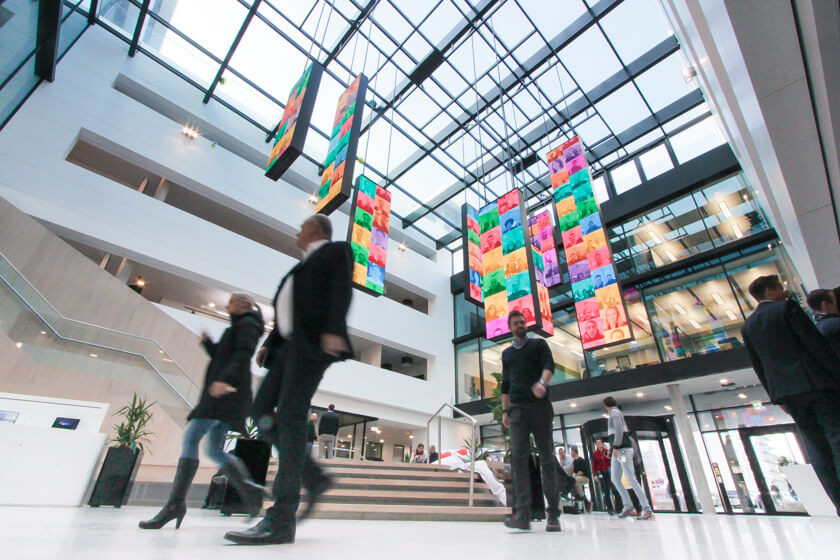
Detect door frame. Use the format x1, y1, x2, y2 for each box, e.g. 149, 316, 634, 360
738, 424, 808, 516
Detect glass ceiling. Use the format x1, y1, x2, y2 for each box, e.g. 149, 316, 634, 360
83, 0, 707, 249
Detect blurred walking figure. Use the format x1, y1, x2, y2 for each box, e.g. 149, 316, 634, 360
139, 293, 265, 529
604, 396, 653, 520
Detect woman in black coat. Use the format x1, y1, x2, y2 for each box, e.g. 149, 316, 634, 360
140, 293, 265, 530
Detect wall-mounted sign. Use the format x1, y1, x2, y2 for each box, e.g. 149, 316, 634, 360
265, 62, 324, 181
528, 210, 562, 288
547, 136, 632, 350
316, 74, 368, 215
478, 189, 553, 341
348, 175, 390, 296
461, 204, 483, 306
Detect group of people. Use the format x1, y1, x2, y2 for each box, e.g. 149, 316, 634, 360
409, 443, 440, 464
305, 405, 340, 459
140, 214, 355, 545
742, 275, 840, 516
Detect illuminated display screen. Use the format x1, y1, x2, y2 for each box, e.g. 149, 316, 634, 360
478, 189, 553, 341
547, 136, 632, 350
528, 210, 562, 287
348, 175, 391, 296
265, 62, 324, 181
316, 74, 369, 215
461, 204, 483, 306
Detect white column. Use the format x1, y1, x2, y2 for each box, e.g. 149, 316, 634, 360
360, 345, 382, 368
114, 257, 132, 284
667, 383, 717, 515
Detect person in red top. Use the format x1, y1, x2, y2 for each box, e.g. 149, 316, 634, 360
592, 439, 618, 514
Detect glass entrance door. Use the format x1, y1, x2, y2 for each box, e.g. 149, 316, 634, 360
740, 426, 808, 515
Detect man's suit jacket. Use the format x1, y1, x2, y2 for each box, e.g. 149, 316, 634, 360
253, 241, 354, 418
741, 299, 840, 403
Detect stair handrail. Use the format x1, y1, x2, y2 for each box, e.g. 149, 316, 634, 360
426, 402, 478, 507
0, 251, 197, 408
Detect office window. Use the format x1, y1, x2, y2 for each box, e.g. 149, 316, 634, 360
670, 117, 726, 164
639, 145, 673, 180
586, 292, 661, 375
611, 160, 643, 194
693, 174, 769, 246
455, 340, 481, 403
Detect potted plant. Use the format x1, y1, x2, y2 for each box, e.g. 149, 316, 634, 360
220, 419, 272, 516
89, 393, 155, 507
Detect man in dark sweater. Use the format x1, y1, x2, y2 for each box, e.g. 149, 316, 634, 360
742, 275, 840, 515
807, 288, 840, 358
570, 446, 592, 512
317, 404, 340, 459
501, 310, 561, 532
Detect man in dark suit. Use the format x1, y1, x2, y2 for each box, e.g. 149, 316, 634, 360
741, 275, 840, 515
225, 214, 353, 545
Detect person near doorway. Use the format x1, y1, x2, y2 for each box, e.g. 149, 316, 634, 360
592, 439, 616, 514
570, 446, 592, 512
557, 446, 574, 474
604, 396, 653, 520
806, 288, 840, 358
501, 310, 562, 532
305, 412, 318, 457
742, 275, 840, 515
139, 293, 265, 530
318, 404, 340, 459
225, 214, 354, 546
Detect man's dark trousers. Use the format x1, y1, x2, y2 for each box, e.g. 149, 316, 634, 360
262, 342, 332, 529
509, 398, 560, 516
785, 392, 840, 514
596, 470, 615, 512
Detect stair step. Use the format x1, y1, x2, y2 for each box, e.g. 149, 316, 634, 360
304, 503, 510, 522
267, 467, 473, 481
317, 460, 456, 472
328, 477, 489, 490
312, 488, 499, 506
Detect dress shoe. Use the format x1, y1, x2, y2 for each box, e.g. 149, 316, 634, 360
224, 520, 295, 545
503, 513, 531, 531
546, 514, 562, 532
638, 509, 654, 520
618, 508, 637, 518
297, 474, 333, 522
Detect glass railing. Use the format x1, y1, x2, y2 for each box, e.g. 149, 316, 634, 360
0, 252, 201, 422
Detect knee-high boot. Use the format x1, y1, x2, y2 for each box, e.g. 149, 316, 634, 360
222, 457, 265, 517
139, 458, 199, 529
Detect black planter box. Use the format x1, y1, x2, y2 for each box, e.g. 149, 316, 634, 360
88, 447, 143, 507
220, 438, 271, 516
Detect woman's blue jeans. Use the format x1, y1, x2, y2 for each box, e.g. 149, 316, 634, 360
180, 418, 235, 466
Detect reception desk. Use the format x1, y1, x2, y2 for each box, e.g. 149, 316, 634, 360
0, 423, 107, 506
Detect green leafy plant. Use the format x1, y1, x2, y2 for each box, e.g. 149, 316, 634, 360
463, 436, 488, 462
778, 456, 792, 468
225, 418, 260, 441
487, 372, 511, 454
110, 393, 155, 452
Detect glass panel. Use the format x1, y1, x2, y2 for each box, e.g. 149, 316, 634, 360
595, 83, 652, 136
599, 0, 675, 64
670, 117, 726, 164
637, 439, 676, 511
151, 0, 247, 59
644, 266, 746, 362
478, 338, 501, 398
139, 18, 220, 87
454, 294, 483, 338
701, 432, 737, 512
58, 3, 89, 59
662, 437, 687, 511
639, 145, 673, 180
586, 292, 661, 375
748, 432, 808, 513
547, 310, 585, 381
0, 51, 39, 128
693, 174, 769, 246
559, 27, 623, 91
722, 430, 764, 513
99, 0, 141, 38
455, 340, 481, 403
724, 249, 806, 318
635, 53, 699, 113
0, 0, 40, 83
611, 159, 642, 194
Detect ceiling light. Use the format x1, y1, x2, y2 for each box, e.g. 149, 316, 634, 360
570, 403, 578, 408
689, 319, 701, 329
712, 292, 725, 305
665, 249, 677, 262
380, 439, 384, 443
719, 378, 729, 385
135, 277, 146, 287
90, 353, 98, 358
208, 302, 216, 308
673, 303, 687, 315
308, 193, 319, 204
731, 223, 744, 239
664, 405, 673, 411
40, 331, 46, 335
399, 242, 408, 252
15, 342, 22, 349
742, 194, 749, 201
682, 66, 697, 82
181, 125, 198, 139
725, 309, 738, 321
409, 435, 414, 439
648, 231, 662, 244
635, 392, 644, 398
737, 393, 748, 399
718, 201, 732, 218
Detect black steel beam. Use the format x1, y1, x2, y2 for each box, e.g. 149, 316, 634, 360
128, 0, 151, 57
34, 0, 63, 82
88, 0, 99, 25
402, 36, 683, 228
322, 0, 379, 68
204, 0, 263, 104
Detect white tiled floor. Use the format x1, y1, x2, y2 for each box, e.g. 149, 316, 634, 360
2, 506, 839, 559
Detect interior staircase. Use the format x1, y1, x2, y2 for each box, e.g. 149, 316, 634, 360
269, 459, 510, 522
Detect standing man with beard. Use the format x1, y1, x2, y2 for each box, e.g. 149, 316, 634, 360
225, 214, 353, 545
501, 310, 562, 532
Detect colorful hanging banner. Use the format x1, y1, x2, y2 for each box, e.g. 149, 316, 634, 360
265, 62, 324, 181
547, 136, 632, 350
479, 189, 553, 341
347, 175, 390, 296
316, 74, 368, 215
461, 204, 483, 306
528, 210, 562, 287
531, 243, 556, 337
